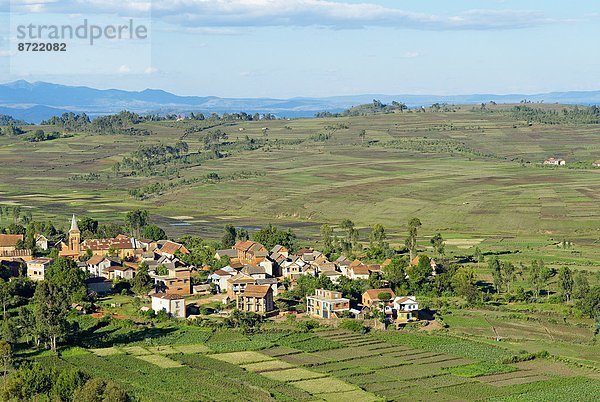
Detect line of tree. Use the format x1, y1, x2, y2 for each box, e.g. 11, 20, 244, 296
0, 115, 27, 126
476, 105, 600, 125
316, 99, 408, 117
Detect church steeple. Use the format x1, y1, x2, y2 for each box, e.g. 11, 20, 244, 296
68, 214, 81, 254
70, 214, 79, 233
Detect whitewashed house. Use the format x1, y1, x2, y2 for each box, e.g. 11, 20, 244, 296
151, 293, 186, 318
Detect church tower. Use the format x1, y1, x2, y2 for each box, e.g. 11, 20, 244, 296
69, 214, 81, 254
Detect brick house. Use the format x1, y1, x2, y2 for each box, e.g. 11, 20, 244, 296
151, 266, 192, 295
362, 288, 395, 307
236, 284, 275, 314
233, 240, 268, 265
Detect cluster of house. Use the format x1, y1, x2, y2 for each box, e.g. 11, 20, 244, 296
543, 157, 566, 166
0, 233, 47, 263
305, 288, 419, 322
0, 215, 194, 319
1, 215, 421, 322
209, 240, 422, 322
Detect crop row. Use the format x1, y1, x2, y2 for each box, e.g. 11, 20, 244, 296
375, 332, 513, 362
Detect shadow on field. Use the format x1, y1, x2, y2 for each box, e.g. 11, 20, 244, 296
476, 280, 495, 294
418, 308, 437, 321
73, 320, 178, 349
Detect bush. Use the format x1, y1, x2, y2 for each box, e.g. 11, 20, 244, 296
296, 319, 320, 332
155, 310, 170, 322
500, 350, 549, 364
339, 319, 369, 334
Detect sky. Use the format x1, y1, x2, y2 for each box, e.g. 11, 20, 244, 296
0, 0, 599, 98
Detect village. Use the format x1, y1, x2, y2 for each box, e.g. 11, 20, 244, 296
0, 214, 425, 328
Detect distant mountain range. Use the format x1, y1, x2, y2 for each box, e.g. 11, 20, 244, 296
1, 80, 600, 124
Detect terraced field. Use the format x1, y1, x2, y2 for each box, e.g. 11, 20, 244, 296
54, 327, 600, 401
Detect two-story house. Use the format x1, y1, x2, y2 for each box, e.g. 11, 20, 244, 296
306, 289, 350, 319
236, 284, 275, 314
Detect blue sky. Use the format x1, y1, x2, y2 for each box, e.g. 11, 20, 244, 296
0, 0, 599, 98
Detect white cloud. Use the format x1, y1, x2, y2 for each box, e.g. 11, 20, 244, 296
118, 64, 131, 73
7, 0, 564, 31
144, 66, 158, 74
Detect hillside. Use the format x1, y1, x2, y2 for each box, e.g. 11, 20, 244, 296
0, 103, 599, 268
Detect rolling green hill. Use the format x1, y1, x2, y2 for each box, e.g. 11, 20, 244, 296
0, 103, 599, 268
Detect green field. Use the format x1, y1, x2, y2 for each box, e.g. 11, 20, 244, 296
41, 325, 600, 402
1, 105, 599, 269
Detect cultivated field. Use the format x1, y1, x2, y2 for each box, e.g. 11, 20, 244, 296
43, 325, 600, 401
1, 105, 599, 268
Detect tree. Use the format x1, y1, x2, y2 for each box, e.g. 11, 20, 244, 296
573, 271, 590, 301
452, 267, 479, 304
155, 265, 168, 276
17, 306, 36, 345
369, 224, 387, 246
473, 247, 484, 267
409, 255, 432, 286
11, 206, 21, 224
78, 216, 98, 236
377, 291, 392, 303
529, 260, 543, 300
320, 224, 334, 254
2, 362, 55, 400
100, 380, 129, 402
488, 257, 502, 293
576, 286, 600, 319
502, 261, 516, 294
225, 310, 264, 335
335, 276, 368, 305
382, 259, 406, 291
367, 224, 389, 259
142, 224, 166, 241
45, 257, 88, 303
73, 378, 128, 402
1, 319, 18, 344
33, 281, 69, 352
52, 368, 87, 402
405, 218, 421, 260
540, 264, 553, 300
97, 222, 124, 239
131, 262, 153, 295
358, 129, 366, 144
252, 224, 296, 250
558, 267, 574, 302
222, 224, 237, 248
0, 340, 11, 390
0, 280, 13, 319
125, 209, 149, 238
430, 233, 445, 256
340, 219, 359, 255
235, 227, 249, 241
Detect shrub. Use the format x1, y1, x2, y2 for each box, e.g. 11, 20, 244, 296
296, 319, 320, 332
500, 350, 549, 364
339, 319, 369, 334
